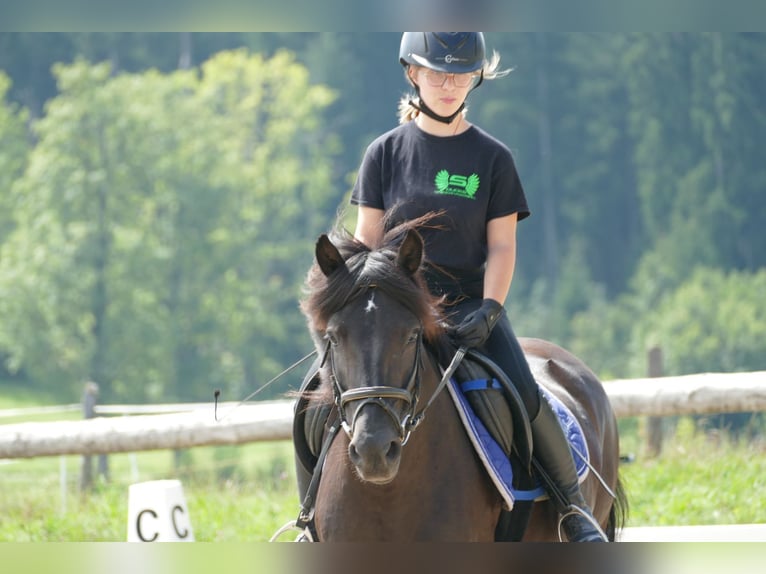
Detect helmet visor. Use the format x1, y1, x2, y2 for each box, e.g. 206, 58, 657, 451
409, 52, 483, 75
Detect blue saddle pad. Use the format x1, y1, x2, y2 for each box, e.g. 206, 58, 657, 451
447, 377, 590, 510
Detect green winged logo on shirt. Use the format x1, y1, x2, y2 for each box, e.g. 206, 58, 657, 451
434, 169, 480, 199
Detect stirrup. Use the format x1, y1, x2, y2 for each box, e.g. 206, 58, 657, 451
557, 505, 608, 542
269, 520, 315, 542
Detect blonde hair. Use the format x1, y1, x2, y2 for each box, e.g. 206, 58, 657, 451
397, 50, 511, 124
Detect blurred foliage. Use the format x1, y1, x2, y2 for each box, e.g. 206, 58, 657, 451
0, 47, 338, 402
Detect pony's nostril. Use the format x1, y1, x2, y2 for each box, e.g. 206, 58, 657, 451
385, 440, 401, 463
348, 443, 360, 463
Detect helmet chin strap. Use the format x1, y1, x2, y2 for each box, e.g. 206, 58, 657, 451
408, 96, 465, 125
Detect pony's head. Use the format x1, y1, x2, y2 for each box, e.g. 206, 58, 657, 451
300, 219, 446, 483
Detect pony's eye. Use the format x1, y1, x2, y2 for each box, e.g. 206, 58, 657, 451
407, 328, 421, 344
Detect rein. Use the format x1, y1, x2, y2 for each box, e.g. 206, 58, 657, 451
213, 349, 318, 422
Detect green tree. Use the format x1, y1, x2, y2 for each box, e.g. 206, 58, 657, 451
192, 49, 339, 402
556, 34, 643, 297
636, 268, 766, 375
0, 61, 127, 396
0, 71, 29, 244
476, 34, 642, 338
0, 72, 30, 381
626, 34, 766, 288
0, 51, 338, 402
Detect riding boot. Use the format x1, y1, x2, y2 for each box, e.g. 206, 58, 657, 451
530, 394, 607, 542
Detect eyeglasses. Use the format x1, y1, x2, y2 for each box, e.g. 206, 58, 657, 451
421, 69, 478, 88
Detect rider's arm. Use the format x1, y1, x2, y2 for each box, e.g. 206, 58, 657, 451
354, 206, 385, 249
483, 213, 518, 305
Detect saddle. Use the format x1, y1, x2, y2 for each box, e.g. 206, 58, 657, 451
292, 348, 539, 541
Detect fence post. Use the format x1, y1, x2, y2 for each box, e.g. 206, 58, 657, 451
80, 382, 109, 491
80, 382, 97, 491
645, 347, 664, 457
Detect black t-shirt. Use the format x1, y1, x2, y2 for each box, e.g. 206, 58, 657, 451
351, 121, 529, 296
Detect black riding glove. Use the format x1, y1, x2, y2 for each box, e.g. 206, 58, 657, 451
450, 298, 505, 349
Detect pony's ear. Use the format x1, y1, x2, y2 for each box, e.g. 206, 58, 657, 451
396, 229, 424, 277
316, 234, 346, 277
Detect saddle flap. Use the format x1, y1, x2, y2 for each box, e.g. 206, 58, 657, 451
460, 382, 513, 457
457, 349, 534, 468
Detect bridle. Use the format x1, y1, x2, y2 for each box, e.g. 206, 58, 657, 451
323, 327, 467, 447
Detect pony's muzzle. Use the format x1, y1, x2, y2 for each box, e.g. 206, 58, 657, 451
346, 404, 404, 484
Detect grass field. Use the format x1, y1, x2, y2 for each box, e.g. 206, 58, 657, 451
0, 442, 298, 542
618, 417, 766, 527
1, 386, 765, 541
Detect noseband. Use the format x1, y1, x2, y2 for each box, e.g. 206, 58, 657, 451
326, 334, 423, 446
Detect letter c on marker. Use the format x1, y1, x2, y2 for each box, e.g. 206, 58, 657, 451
136, 509, 159, 542
172, 505, 189, 538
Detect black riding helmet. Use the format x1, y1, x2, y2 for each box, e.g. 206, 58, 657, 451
399, 32, 486, 74
399, 32, 486, 124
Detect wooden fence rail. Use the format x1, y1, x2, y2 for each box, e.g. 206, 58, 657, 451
1, 371, 765, 460
603, 370, 766, 417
